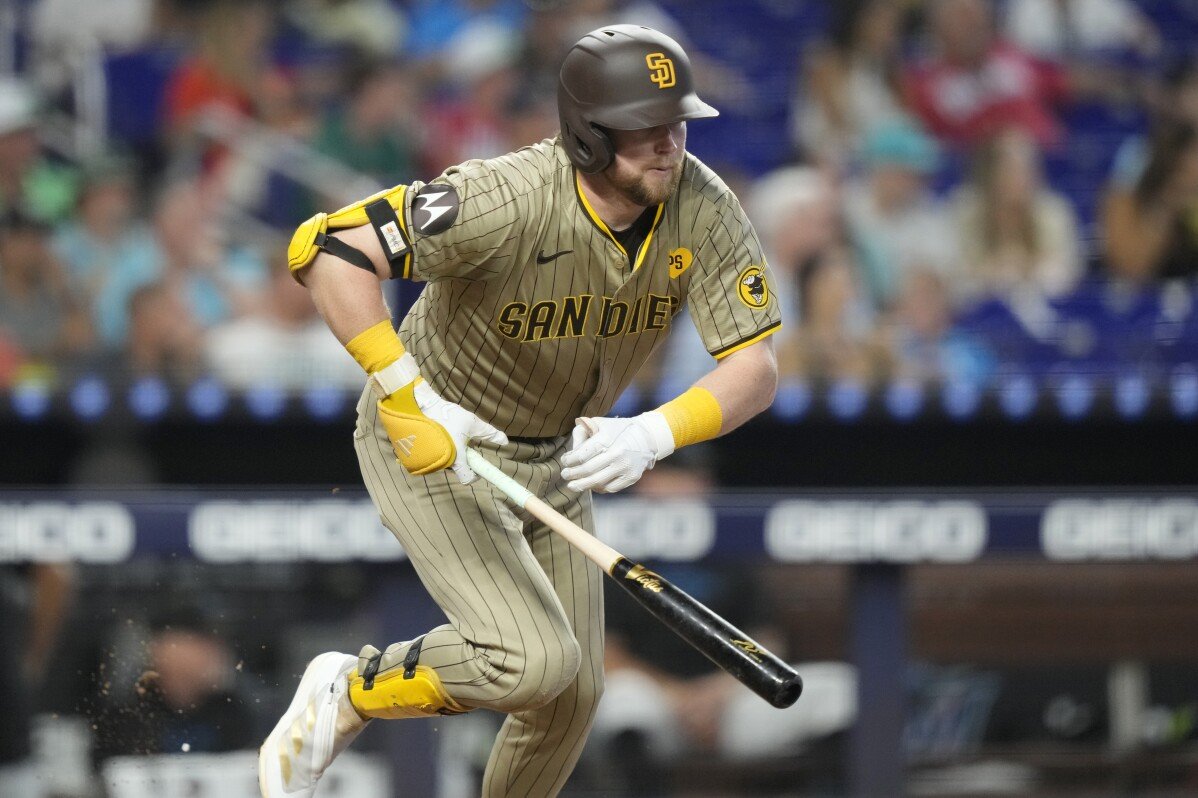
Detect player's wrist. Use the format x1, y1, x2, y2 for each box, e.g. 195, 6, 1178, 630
653, 387, 723, 451
371, 354, 421, 399
346, 320, 406, 374
637, 410, 677, 460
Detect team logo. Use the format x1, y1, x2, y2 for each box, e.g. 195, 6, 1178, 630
667, 247, 693, 278
645, 53, 676, 89
411, 184, 460, 235
737, 265, 769, 308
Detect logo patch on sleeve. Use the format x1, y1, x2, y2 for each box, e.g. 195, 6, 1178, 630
737, 265, 769, 309
412, 185, 460, 236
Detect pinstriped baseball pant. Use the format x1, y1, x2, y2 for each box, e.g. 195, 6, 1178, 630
353, 387, 605, 797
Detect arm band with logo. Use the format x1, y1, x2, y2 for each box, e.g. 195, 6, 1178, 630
655, 387, 723, 449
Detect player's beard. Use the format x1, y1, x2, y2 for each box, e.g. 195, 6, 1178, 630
608, 160, 683, 207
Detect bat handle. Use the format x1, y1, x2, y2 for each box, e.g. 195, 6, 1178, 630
466, 449, 532, 507
466, 447, 623, 571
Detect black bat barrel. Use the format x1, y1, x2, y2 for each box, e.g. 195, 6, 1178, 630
610, 558, 803, 708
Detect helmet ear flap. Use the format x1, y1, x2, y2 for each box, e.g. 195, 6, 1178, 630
569, 123, 613, 174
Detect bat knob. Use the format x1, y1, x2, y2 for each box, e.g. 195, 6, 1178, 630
770, 674, 804, 708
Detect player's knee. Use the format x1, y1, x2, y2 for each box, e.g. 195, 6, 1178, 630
542, 635, 584, 704
495, 635, 582, 712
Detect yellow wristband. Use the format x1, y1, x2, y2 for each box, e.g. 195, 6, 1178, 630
345, 320, 406, 374
656, 387, 723, 449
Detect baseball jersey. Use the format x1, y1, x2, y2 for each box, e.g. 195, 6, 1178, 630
391, 138, 781, 438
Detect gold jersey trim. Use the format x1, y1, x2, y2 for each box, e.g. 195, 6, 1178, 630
711, 321, 782, 360
573, 171, 664, 271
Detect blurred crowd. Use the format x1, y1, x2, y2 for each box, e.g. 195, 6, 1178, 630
0, 0, 1196, 396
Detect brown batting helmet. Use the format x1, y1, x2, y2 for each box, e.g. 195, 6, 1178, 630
558, 25, 718, 173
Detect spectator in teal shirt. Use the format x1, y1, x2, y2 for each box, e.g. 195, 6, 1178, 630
52, 156, 159, 349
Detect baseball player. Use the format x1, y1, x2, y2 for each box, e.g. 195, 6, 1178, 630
260, 24, 781, 798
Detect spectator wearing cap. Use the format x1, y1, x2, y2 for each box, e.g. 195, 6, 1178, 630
52, 155, 160, 351
843, 119, 958, 308
0, 77, 78, 224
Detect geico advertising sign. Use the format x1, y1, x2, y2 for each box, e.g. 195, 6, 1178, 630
1042, 499, 1198, 560
764, 500, 988, 562
0, 502, 135, 562
593, 498, 715, 560
189, 500, 404, 562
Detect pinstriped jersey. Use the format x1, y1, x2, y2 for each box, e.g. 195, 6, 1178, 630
393, 138, 781, 438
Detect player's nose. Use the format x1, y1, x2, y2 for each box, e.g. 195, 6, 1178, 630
653, 122, 684, 155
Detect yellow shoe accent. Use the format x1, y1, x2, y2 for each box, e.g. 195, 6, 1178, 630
291, 715, 304, 754
279, 750, 292, 786
349, 664, 467, 719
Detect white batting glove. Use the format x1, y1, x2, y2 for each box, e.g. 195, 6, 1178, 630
412, 380, 508, 484
560, 412, 676, 493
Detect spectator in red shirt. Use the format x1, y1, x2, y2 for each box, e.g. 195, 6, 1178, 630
163, 0, 278, 160
904, 0, 1070, 150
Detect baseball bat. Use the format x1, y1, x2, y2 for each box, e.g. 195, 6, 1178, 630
465, 448, 803, 709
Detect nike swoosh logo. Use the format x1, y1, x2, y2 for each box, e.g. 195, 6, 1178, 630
536, 249, 573, 265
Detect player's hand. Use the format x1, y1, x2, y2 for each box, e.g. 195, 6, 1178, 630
377, 377, 508, 485
560, 413, 675, 494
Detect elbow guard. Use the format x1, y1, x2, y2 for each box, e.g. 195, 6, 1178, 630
287, 184, 412, 280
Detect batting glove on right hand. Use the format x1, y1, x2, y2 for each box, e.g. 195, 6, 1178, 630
375, 355, 508, 485
560, 412, 676, 494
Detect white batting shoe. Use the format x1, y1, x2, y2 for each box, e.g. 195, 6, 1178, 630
259, 652, 368, 797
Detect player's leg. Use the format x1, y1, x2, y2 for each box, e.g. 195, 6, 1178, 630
480, 453, 605, 798
260, 391, 583, 797
350, 413, 584, 714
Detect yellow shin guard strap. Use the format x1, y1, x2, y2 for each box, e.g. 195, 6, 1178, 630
348, 665, 467, 719
656, 387, 723, 449
346, 320, 405, 374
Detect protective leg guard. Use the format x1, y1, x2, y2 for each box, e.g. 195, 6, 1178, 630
348, 639, 468, 719
287, 184, 411, 278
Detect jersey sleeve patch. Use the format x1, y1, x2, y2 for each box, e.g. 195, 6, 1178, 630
737, 265, 769, 308
411, 184, 460, 236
